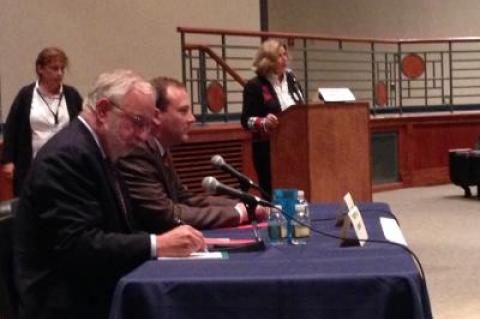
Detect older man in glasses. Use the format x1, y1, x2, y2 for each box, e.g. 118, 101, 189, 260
14, 70, 206, 319
117, 77, 267, 234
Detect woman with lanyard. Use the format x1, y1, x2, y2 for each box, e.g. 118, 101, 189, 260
241, 39, 305, 198
1, 47, 83, 196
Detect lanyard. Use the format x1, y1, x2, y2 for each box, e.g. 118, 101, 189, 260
36, 88, 64, 125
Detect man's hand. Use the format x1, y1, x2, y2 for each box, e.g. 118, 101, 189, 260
254, 205, 270, 222
156, 225, 206, 257
1, 163, 14, 179
236, 202, 270, 224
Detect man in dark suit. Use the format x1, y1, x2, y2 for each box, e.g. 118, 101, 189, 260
117, 77, 265, 233
14, 70, 206, 319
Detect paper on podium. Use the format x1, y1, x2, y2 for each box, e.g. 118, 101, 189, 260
318, 88, 355, 102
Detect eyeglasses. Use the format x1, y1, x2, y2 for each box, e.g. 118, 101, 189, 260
109, 100, 151, 133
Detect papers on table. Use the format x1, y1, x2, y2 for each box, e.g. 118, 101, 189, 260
157, 237, 256, 260
157, 251, 227, 261
205, 237, 257, 246
380, 217, 408, 246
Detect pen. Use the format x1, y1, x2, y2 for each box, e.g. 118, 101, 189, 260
174, 217, 185, 225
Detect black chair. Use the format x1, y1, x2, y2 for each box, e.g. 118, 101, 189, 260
0, 198, 18, 319
449, 149, 480, 197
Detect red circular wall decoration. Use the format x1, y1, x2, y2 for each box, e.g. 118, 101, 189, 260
206, 81, 226, 113
401, 53, 425, 80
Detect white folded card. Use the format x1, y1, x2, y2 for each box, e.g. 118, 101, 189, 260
318, 88, 355, 102
380, 217, 408, 246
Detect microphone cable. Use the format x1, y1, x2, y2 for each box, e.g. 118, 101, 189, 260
265, 203, 431, 317
310, 206, 400, 225
264, 202, 426, 281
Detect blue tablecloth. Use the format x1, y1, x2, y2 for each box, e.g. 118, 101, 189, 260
109, 202, 432, 319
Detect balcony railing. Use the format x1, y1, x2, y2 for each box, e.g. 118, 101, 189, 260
178, 26, 480, 122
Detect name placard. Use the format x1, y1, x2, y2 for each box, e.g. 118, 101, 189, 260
336, 192, 355, 227
340, 206, 368, 247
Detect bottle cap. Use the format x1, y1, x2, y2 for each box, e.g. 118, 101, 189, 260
297, 190, 305, 201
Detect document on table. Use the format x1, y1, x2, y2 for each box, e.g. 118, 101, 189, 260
380, 217, 408, 246
157, 251, 228, 260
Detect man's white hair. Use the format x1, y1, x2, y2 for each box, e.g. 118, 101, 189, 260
85, 69, 154, 110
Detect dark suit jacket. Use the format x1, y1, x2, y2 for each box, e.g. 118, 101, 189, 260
1, 83, 83, 196
14, 119, 150, 319
116, 138, 240, 233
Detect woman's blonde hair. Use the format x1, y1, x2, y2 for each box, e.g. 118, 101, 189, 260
251, 39, 287, 77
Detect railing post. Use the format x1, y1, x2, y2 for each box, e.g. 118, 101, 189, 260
384, 52, 389, 107
303, 38, 309, 102
448, 41, 454, 112
441, 52, 445, 104
391, 54, 397, 107
397, 43, 403, 114
371, 42, 376, 114
424, 52, 428, 106
221, 34, 228, 122
198, 50, 208, 123
180, 31, 186, 85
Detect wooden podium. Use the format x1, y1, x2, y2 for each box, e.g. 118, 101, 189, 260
270, 102, 371, 202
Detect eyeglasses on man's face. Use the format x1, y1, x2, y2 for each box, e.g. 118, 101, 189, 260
109, 100, 152, 133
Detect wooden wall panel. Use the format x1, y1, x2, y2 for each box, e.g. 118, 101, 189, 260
371, 111, 480, 190
170, 123, 254, 195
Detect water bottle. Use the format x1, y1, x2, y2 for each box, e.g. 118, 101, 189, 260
268, 204, 287, 245
273, 188, 297, 244
291, 203, 311, 245
297, 190, 310, 219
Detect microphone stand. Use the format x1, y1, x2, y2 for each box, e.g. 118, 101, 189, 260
245, 202, 262, 242
212, 200, 265, 253
239, 180, 272, 202
242, 201, 266, 251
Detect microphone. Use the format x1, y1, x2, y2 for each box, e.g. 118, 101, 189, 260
202, 176, 271, 207
286, 69, 305, 104
203, 176, 267, 250
211, 155, 258, 190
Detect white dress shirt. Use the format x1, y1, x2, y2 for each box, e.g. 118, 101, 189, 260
30, 81, 70, 157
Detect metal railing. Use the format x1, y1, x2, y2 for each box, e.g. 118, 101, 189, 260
179, 26, 480, 122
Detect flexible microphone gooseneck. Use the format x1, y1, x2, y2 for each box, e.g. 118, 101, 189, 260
202, 176, 270, 208
210, 155, 270, 199
286, 69, 305, 104
202, 176, 267, 251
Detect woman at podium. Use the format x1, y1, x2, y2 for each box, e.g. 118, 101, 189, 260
241, 39, 304, 197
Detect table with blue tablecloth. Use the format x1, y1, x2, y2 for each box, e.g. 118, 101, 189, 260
109, 202, 432, 319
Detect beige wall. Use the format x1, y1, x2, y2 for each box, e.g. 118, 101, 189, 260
4, 0, 480, 120
0, 0, 260, 120
268, 0, 480, 38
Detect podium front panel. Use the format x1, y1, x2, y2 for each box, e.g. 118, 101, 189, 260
271, 103, 372, 202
